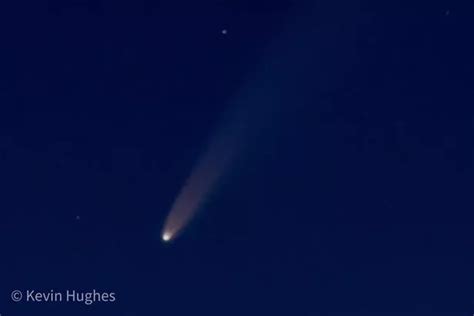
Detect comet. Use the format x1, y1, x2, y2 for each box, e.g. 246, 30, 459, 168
160, 105, 248, 242
160, 1, 360, 242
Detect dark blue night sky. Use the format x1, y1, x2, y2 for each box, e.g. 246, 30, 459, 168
0, 0, 473, 315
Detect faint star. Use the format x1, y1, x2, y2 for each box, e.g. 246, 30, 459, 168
221, 29, 228, 35
75, 215, 81, 220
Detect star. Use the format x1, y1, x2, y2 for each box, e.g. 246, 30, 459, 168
221, 29, 228, 35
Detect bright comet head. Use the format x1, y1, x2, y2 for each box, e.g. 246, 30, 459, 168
162, 232, 171, 242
